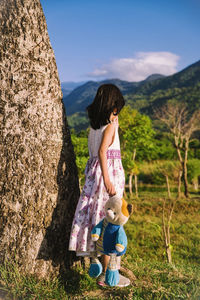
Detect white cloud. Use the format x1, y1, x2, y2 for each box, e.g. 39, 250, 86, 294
87, 52, 180, 82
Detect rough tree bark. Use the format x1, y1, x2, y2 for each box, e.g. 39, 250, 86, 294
0, 0, 79, 278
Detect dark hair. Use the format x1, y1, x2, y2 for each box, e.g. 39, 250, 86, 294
87, 84, 125, 129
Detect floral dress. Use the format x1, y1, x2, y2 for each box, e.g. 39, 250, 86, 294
68, 121, 125, 256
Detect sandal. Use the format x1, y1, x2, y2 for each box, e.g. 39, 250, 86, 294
116, 274, 130, 287
97, 272, 106, 286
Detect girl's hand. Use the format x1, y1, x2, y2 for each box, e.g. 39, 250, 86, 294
104, 178, 116, 196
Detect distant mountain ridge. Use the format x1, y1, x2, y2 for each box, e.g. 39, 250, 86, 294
61, 81, 87, 97
62, 74, 165, 115
133, 60, 200, 95
145, 74, 166, 82
61, 81, 86, 90
62, 60, 200, 131
132, 60, 200, 116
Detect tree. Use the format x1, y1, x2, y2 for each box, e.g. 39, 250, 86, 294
119, 106, 155, 196
122, 151, 139, 196
162, 198, 176, 264
154, 160, 182, 199
155, 103, 200, 198
0, 0, 79, 278
155, 161, 174, 199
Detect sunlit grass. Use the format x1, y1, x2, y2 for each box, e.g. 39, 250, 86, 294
0, 188, 200, 299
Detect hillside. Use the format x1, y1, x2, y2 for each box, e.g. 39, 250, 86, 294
61, 81, 86, 97
63, 60, 200, 131
127, 60, 200, 116
62, 76, 164, 116
136, 60, 200, 94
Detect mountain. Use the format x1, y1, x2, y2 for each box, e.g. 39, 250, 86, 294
61, 81, 86, 90
127, 60, 200, 115
62, 89, 72, 97
63, 60, 200, 131
63, 78, 140, 130
63, 81, 99, 115
144, 74, 165, 82
61, 81, 86, 97
134, 60, 200, 95
62, 76, 162, 116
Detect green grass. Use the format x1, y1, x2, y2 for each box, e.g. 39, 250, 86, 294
0, 260, 97, 299
1, 188, 200, 299
125, 191, 200, 265
0, 259, 66, 299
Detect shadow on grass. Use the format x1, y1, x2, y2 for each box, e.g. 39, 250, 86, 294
85, 285, 133, 300
62, 268, 84, 294
59, 261, 97, 296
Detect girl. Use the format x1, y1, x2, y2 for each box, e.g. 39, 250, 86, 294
69, 84, 125, 285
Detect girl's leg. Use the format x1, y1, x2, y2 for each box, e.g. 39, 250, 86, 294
102, 254, 110, 272
97, 254, 110, 286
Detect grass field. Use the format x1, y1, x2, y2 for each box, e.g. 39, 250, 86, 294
0, 187, 200, 299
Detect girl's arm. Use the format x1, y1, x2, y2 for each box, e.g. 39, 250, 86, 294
98, 123, 116, 196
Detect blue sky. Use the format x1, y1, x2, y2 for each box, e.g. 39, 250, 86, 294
40, 0, 200, 82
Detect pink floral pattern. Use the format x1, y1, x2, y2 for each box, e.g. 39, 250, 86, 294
68, 126, 125, 255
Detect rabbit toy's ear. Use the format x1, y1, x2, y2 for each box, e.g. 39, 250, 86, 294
127, 204, 133, 215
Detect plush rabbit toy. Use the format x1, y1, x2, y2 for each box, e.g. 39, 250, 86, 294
89, 195, 133, 286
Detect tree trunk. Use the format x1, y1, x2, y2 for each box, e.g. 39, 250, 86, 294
175, 139, 189, 198
128, 149, 136, 196
134, 174, 138, 198
192, 179, 198, 191
162, 198, 175, 265
123, 186, 127, 198
133, 148, 136, 161
165, 175, 171, 199
183, 140, 189, 198
79, 177, 82, 192
166, 245, 172, 264
175, 143, 186, 198
129, 173, 133, 195
0, 0, 80, 278
175, 142, 183, 165
177, 170, 182, 199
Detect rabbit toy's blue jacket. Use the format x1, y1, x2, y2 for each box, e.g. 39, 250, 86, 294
91, 219, 127, 256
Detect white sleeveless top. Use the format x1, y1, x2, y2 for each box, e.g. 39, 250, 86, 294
88, 123, 120, 158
